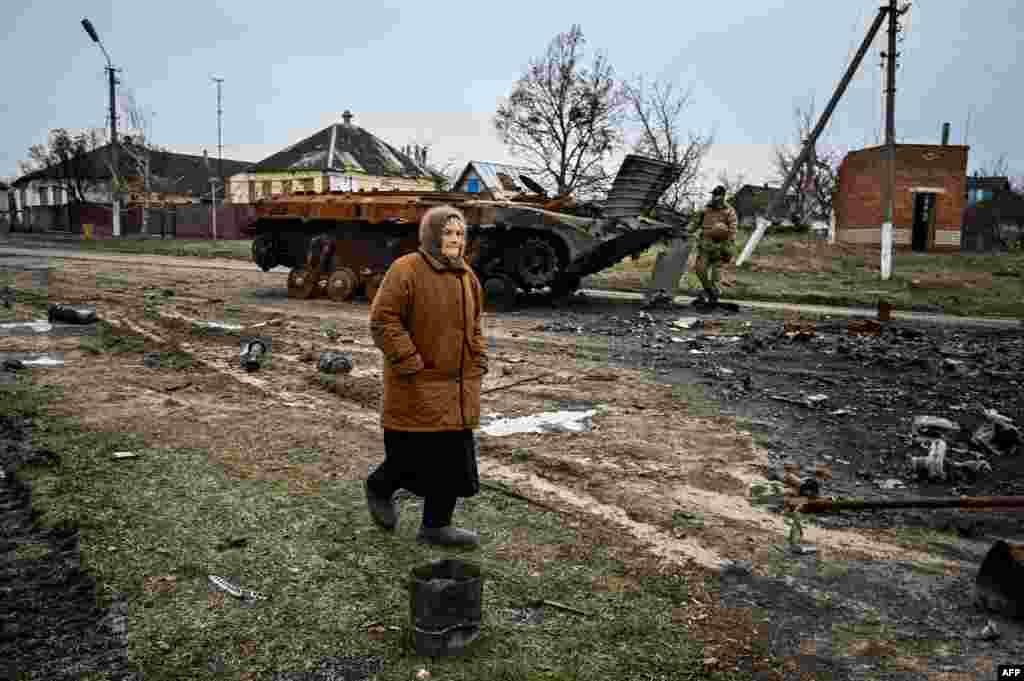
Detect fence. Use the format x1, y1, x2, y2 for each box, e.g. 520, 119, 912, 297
7, 203, 257, 240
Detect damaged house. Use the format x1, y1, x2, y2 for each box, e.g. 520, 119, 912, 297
230, 110, 436, 202
452, 161, 535, 199
832, 140, 969, 252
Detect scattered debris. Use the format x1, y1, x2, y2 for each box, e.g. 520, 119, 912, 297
911, 439, 947, 481
672, 317, 699, 330
783, 320, 816, 341
239, 338, 270, 372
806, 393, 829, 404
48, 303, 97, 325
530, 599, 592, 617
912, 416, 960, 441
848, 319, 882, 336
480, 408, 600, 436
829, 409, 852, 416
977, 620, 1001, 641
317, 351, 354, 375
878, 478, 905, 490
416, 669, 432, 680
143, 352, 162, 369
3, 358, 25, 372
110, 451, 140, 460
971, 408, 1022, 456
791, 544, 818, 556
207, 575, 268, 602
0, 320, 54, 335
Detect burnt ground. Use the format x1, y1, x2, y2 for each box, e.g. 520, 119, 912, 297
0, 411, 140, 680
525, 291, 1024, 678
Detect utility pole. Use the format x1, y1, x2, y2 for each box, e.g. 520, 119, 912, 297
736, 5, 891, 266
212, 77, 224, 201
82, 18, 122, 237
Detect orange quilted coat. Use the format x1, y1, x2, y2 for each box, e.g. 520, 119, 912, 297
369, 246, 488, 432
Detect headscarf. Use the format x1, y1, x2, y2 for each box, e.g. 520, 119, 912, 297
418, 204, 468, 271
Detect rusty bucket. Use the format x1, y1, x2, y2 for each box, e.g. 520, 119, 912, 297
975, 540, 1024, 618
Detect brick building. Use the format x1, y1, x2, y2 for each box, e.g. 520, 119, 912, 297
833, 143, 969, 252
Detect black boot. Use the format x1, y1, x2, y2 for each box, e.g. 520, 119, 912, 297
365, 480, 399, 530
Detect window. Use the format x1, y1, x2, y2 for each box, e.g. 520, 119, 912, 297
261, 181, 272, 198
248, 181, 256, 202
283, 179, 293, 195
19, 189, 27, 209
303, 178, 315, 192
38, 187, 49, 206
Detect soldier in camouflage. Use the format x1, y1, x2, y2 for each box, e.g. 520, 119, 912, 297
691, 185, 738, 305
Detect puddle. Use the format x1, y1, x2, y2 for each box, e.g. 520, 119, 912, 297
479, 409, 601, 436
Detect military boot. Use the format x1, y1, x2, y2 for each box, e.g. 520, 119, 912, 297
416, 526, 480, 548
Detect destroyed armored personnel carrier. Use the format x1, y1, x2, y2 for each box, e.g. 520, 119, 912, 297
243, 154, 686, 308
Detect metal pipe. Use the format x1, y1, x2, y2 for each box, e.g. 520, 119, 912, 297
792, 495, 1024, 514
736, 6, 891, 266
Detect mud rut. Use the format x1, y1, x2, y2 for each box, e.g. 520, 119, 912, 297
2, 252, 1023, 678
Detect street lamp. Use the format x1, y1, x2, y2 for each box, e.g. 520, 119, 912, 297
81, 18, 122, 237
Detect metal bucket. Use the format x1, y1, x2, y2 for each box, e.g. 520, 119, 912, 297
409, 559, 483, 656
975, 540, 1024, 618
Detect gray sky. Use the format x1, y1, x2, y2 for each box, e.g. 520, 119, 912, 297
2, 0, 1020, 189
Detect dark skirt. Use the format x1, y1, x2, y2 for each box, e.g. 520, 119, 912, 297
380, 429, 480, 499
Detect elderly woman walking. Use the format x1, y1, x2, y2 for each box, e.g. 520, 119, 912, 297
365, 205, 489, 548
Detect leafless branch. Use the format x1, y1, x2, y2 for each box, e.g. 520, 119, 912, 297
621, 75, 714, 213
494, 25, 625, 198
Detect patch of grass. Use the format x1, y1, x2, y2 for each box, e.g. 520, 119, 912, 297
814, 590, 835, 610
670, 382, 719, 417
78, 238, 253, 261
908, 558, 948, 576
320, 319, 339, 341
13, 542, 53, 561
161, 349, 195, 370
671, 510, 705, 531
7, 376, 711, 681
95, 271, 131, 290
78, 321, 146, 355
817, 560, 850, 581
765, 544, 800, 578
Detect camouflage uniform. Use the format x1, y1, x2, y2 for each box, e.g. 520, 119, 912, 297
691, 201, 738, 301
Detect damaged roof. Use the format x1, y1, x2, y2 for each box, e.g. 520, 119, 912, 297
250, 115, 431, 178
453, 161, 535, 195
13, 144, 254, 198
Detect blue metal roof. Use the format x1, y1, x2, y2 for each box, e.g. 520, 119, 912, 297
458, 161, 534, 195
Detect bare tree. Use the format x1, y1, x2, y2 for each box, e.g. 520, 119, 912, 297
975, 153, 1011, 178
19, 129, 105, 229
772, 99, 843, 224
621, 76, 714, 214
120, 88, 156, 232
494, 24, 624, 199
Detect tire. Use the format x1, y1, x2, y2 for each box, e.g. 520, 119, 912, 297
513, 237, 561, 289
287, 267, 316, 299
483, 275, 518, 312
326, 267, 358, 302
252, 233, 279, 271
549, 274, 581, 299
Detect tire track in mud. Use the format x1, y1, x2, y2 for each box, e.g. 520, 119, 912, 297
104, 301, 956, 574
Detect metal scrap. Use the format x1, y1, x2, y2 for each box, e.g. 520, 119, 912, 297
848, 319, 882, 336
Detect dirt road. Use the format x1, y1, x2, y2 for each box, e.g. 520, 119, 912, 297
3, 246, 1023, 678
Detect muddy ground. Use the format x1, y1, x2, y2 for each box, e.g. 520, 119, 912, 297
2, 247, 1023, 679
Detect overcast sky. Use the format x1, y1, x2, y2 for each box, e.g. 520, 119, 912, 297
2, 0, 1021, 191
